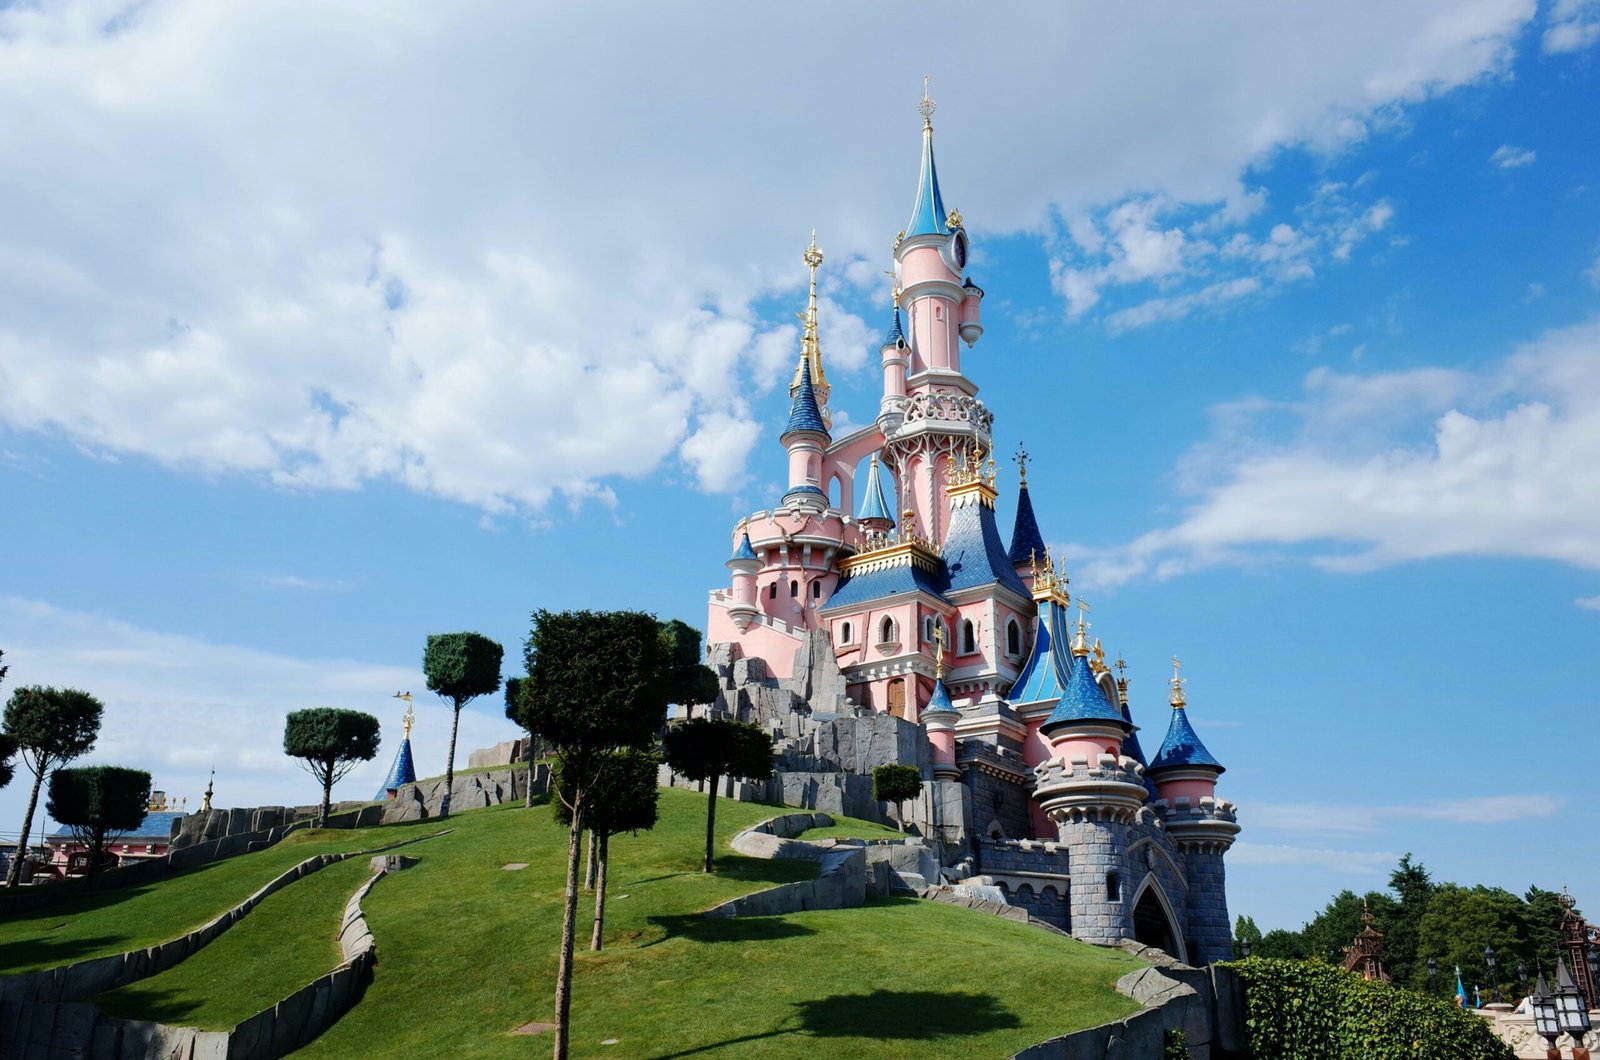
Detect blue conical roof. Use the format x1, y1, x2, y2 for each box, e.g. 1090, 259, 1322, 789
924, 677, 958, 717
374, 737, 416, 798
857, 456, 894, 525
730, 533, 757, 561
783, 357, 828, 438
1007, 482, 1048, 568
1149, 706, 1225, 773
1040, 651, 1128, 734
884, 307, 904, 346
1008, 597, 1074, 706
905, 123, 949, 238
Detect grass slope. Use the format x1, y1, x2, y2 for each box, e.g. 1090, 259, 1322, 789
4, 791, 1143, 1058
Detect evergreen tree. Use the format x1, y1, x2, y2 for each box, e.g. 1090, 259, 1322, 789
46, 765, 151, 882
423, 632, 504, 819
282, 707, 381, 826
1385, 853, 1435, 988
522, 609, 669, 1060
3, 685, 103, 888
1416, 884, 1526, 1001
663, 717, 774, 871
872, 764, 924, 832
660, 619, 721, 711
1234, 914, 1263, 958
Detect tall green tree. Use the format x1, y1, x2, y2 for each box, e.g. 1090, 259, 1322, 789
554, 749, 660, 951
3, 685, 103, 888
1234, 914, 1264, 958
423, 632, 504, 819
1385, 853, 1435, 988
1416, 884, 1526, 1001
282, 708, 381, 826
872, 764, 923, 832
663, 717, 774, 871
47, 765, 151, 883
0, 651, 11, 791
504, 676, 539, 808
660, 619, 720, 711
522, 609, 670, 1060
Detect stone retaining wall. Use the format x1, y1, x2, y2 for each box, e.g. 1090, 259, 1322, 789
701, 812, 866, 918
381, 764, 548, 823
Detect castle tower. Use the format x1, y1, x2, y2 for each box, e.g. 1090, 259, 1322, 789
922, 625, 961, 781
1147, 661, 1239, 965
857, 454, 895, 534
724, 528, 761, 632
1007, 446, 1047, 591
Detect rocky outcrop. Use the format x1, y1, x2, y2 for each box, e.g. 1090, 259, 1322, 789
781, 630, 850, 712
466, 738, 533, 769
380, 765, 548, 823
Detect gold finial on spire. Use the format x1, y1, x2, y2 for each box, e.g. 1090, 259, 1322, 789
1091, 637, 1107, 675
933, 621, 946, 681
919, 75, 936, 129
1072, 599, 1091, 656
1169, 657, 1186, 709
946, 207, 963, 231
1015, 442, 1030, 485
394, 691, 414, 738
790, 233, 831, 413
201, 768, 214, 814
1114, 656, 1129, 705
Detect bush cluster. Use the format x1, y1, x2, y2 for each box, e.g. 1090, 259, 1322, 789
1230, 957, 1513, 1060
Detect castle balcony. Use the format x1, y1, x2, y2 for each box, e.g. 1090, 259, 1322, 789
1148, 795, 1241, 855
1033, 754, 1151, 826
884, 391, 993, 451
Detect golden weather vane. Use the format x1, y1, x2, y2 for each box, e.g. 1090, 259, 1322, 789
1015, 442, 1030, 485
919, 76, 936, 127
933, 621, 946, 681
1169, 658, 1186, 708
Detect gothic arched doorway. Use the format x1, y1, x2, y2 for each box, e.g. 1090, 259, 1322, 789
1133, 883, 1182, 961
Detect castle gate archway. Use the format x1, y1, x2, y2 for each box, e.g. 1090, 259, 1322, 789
1132, 880, 1183, 962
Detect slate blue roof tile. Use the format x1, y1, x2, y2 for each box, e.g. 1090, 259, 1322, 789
944, 497, 1031, 597
1040, 651, 1128, 733
1149, 707, 1225, 774
783, 358, 828, 438
1007, 483, 1048, 568
375, 737, 417, 797
924, 678, 958, 716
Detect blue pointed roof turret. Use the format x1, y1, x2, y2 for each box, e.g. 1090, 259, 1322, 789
857, 454, 895, 526
374, 737, 416, 799
782, 357, 828, 439
1039, 614, 1129, 735
730, 532, 757, 562
1149, 684, 1225, 774
1007, 594, 1075, 706
884, 307, 905, 346
1007, 447, 1047, 567
923, 677, 958, 718
905, 104, 950, 238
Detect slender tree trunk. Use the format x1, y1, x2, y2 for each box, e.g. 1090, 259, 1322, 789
896, 800, 905, 832
703, 772, 720, 873
584, 830, 597, 889
319, 767, 334, 828
553, 798, 583, 1060
440, 700, 462, 819
85, 825, 106, 887
5, 764, 46, 888
590, 831, 609, 952
525, 730, 535, 808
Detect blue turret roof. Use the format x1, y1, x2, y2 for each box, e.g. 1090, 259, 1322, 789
884, 308, 904, 346
1008, 597, 1074, 706
1040, 651, 1129, 734
783, 358, 828, 438
1149, 706, 1225, 774
51, 811, 183, 842
857, 456, 894, 525
906, 123, 949, 238
943, 495, 1030, 597
730, 533, 757, 562
375, 737, 417, 798
1007, 482, 1048, 568
825, 558, 948, 610
924, 678, 958, 716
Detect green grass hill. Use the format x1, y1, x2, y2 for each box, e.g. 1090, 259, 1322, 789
0, 789, 1143, 1058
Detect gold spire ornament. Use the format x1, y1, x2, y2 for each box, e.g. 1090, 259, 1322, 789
1014, 442, 1030, 486
790, 232, 831, 411
394, 691, 415, 738
933, 621, 946, 681
1090, 637, 1107, 675
919, 75, 936, 129
1072, 599, 1091, 656
1114, 656, 1130, 706
200, 769, 214, 814
1169, 657, 1187, 709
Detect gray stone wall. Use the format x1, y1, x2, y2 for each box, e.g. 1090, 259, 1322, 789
381, 764, 547, 823
1183, 848, 1234, 966
979, 840, 1073, 930
961, 761, 1031, 840
1057, 819, 1133, 946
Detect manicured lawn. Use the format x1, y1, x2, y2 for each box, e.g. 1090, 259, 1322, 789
0, 816, 443, 975
795, 817, 905, 841
4, 790, 1144, 1058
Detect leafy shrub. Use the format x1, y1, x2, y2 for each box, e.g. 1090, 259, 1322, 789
1230, 957, 1513, 1060
1163, 1026, 1188, 1058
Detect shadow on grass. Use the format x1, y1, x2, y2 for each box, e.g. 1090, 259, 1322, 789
0, 933, 131, 973
708, 857, 816, 885
92, 983, 208, 1026
642, 914, 816, 948
649, 989, 1019, 1058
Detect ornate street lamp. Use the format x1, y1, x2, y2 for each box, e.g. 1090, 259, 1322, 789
1428, 956, 1438, 995
1555, 958, 1593, 1060
1241, 939, 1251, 958
1486, 945, 1502, 1004
1532, 968, 1563, 1060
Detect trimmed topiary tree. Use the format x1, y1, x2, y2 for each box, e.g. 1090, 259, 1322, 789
424, 632, 504, 820
504, 676, 539, 808
872, 763, 923, 832
662, 717, 774, 873
1231, 956, 1514, 1059
283, 707, 381, 826
553, 749, 660, 952
660, 619, 721, 710
521, 609, 670, 1060
46, 765, 151, 883
3, 685, 103, 888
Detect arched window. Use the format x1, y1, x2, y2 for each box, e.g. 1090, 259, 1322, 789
1006, 618, 1021, 656
1107, 872, 1121, 902
961, 619, 976, 654
789, 580, 799, 598
768, 582, 777, 600
841, 621, 852, 644
810, 580, 822, 599
879, 616, 897, 643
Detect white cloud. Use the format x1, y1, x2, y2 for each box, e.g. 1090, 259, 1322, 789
1071, 321, 1600, 588
0, 1, 1540, 514
252, 573, 357, 592
1490, 144, 1537, 168
1246, 794, 1563, 839
0, 596, 518, 834
1544, 0, 1600, 53
1230, 842, 1399, 874
1576, 595, 1600, 611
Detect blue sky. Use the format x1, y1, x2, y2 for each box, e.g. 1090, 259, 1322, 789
1, 2, 1597, 931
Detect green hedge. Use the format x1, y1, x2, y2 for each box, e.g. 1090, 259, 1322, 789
1230, 957, 1513, 1060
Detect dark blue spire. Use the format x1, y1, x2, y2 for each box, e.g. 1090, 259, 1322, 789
1040, 652, 1129, 735
374, 737, 416, 799
857, 455, 894, 525
1007, 481, 1047, 568
884, 307, 904, 346
1149, 705, 1225, 774
924, 677, 958, 717
730, 533, 757, 562
905, 120, 949, 238
783, 357, 828, 438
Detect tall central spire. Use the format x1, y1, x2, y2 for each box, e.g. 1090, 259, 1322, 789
906, 81, 948, 238
789, 232, 831, 421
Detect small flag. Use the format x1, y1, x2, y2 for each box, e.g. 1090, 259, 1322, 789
1456, 966, 1469, 1009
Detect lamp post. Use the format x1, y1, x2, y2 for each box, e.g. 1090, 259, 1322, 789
1241, 939, 1251, 958
1556, 958, 1593, 1060
1487, 945, 1502, 1005
1428, 956, 1438, 996
1522, 961, 1532, 997
1533, 968, 1564, 1060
